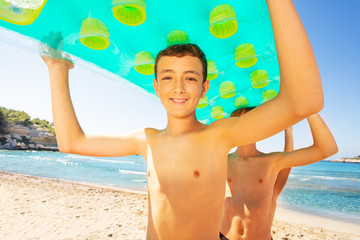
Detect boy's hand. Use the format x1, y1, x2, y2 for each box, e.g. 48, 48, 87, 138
285, 126, 293, 133
40, 31, 74, 69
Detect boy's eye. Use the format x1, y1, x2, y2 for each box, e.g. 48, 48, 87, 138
186, 77, 197, 81
162, 76, 171, 80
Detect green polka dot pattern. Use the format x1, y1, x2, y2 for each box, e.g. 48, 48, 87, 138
134, 51, 155, 75
80, 18, 110, 50
112, 0, 146, 26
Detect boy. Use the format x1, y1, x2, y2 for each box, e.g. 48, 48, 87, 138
220, 109, 337, 240
41, 0, 324, 239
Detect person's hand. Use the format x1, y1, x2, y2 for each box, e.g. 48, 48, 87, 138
285, 126, 293, 133
40, 31, 74, 69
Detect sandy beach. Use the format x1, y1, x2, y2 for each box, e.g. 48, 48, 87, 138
1, 171, 359, 240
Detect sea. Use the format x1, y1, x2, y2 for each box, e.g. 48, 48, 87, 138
0, 150, 359, 224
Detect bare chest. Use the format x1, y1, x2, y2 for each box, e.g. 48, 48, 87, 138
147, 138, 226, 194
145, 132, 228, 238
226, 159, 278, 204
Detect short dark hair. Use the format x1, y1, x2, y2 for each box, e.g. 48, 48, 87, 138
230, 107, 256, 117
154, 44, 207, 82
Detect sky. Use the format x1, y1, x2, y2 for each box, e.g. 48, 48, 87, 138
0, 0, 359, 159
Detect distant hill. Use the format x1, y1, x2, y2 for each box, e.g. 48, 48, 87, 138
327, 156, 360, 163
0, 106, 58, 151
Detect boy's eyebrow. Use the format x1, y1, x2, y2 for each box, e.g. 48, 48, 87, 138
159, 69, 200, 76
159, 69, 175, 75
184, 70, 200, 76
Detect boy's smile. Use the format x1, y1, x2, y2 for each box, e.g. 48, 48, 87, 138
170, 98, 188, 104
153, 56, 209, 119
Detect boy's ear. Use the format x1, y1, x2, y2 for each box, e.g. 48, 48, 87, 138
201, 80, 210, 98
153, 78, 160, 97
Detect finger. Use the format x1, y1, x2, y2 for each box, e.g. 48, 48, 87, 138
59, 40, 64, 52
54, 32, 63, 49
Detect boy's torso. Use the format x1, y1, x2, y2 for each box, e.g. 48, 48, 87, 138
222, 153, 280, 240
144, 126, 229, 240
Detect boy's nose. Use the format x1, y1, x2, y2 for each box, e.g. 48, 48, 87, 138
173, 78, 186, 94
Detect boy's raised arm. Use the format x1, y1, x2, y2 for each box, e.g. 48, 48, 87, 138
216, 0, 324, 148
266, 0, 323, 112
41, 44, 146, 158
273, 127, 294, 195
284, 127, 294, 153
276, 113, 338, 169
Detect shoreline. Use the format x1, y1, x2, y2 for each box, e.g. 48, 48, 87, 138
0, 147, 59, 152
274, 207, 360, 236
1, 171, 359, 239
0, 170, 148, 195
277, 203, 360, 226
2, 170, 358, 224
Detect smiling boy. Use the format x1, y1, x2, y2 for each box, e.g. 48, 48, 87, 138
41, 0, 325, 239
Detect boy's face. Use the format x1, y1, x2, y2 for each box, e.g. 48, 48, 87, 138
153, 56, 209, 119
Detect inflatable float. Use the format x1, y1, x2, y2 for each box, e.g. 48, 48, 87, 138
0, 0, 280, 124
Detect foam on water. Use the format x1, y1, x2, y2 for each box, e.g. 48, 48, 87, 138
118, 169, 147, 175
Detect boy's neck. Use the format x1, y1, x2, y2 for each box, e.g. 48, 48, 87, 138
235, 143, 260, 159
165, 113, 203, 135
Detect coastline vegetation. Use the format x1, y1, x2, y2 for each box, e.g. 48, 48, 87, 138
0, 106, 55, 135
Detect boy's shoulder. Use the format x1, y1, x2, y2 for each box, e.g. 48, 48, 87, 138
144, 127, 162, 138
261, 152, 284, 163
145, 122, 213, 137
228, 151, 282, 164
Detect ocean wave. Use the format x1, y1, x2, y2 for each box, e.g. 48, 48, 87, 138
64, 154, 89, 159
132, 179, 147, 182
55, 159, 80, 166
290, 174, 360, 182
29, 155, 49, 160
118, 169, 146, 175
65, 155, 135, 164
87, 158, 135, 164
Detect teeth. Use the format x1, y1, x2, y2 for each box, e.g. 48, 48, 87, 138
172, 98, 186, 103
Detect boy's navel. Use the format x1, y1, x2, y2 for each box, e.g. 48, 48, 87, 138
148, 171, 151, 177
258, 178, 263, 184
193, 170, 200, 178
227, 178, 232, 183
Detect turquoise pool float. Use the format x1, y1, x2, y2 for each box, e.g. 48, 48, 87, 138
0, 0, 280, 124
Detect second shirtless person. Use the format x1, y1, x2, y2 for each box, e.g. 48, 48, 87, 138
220, 108, 337, 240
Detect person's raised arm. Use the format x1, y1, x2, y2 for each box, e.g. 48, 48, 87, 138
41, 33, 146, 158
267, 0, 324, 112
215, 0, 324, 148
275, 113, 337, 169
284, 127, 294, 153
274, 127, 294, 196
